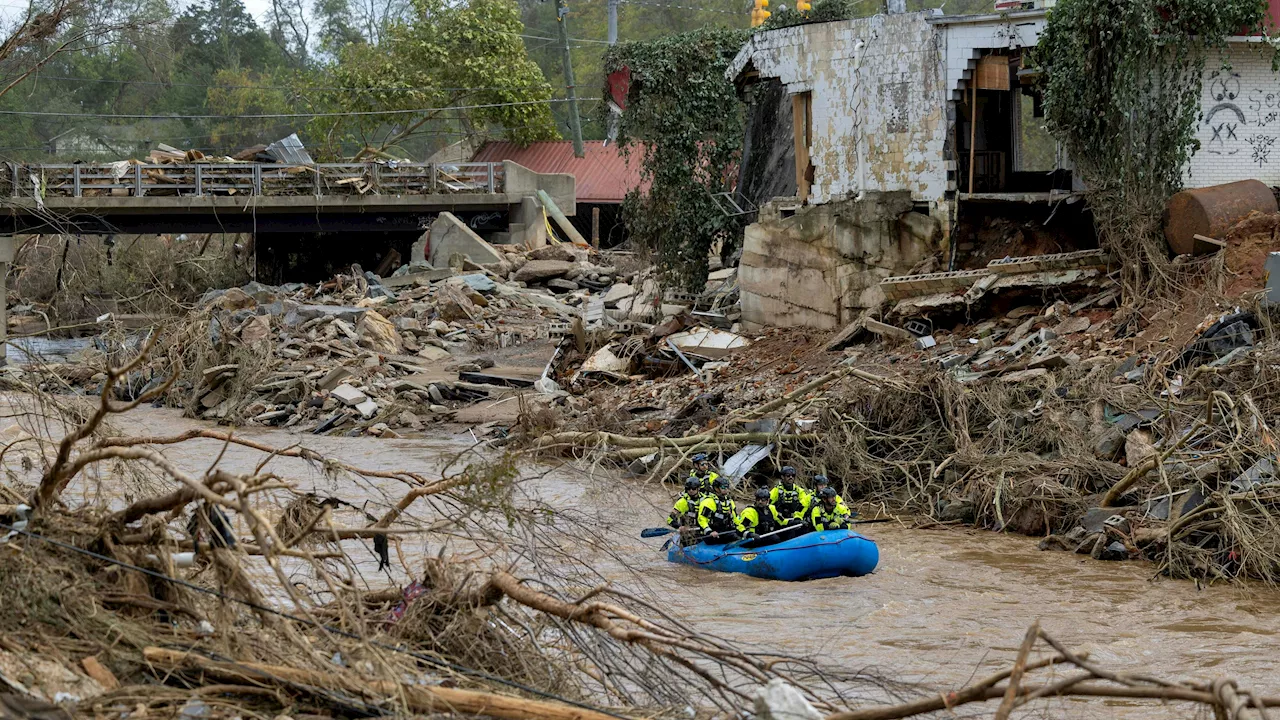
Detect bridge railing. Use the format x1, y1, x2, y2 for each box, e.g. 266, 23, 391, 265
2, 161, 506, 198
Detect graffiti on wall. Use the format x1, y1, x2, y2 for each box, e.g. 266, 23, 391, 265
1204, 70, 1244, 157
1203, 69, 1280, 167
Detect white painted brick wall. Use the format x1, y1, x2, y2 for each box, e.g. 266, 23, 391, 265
732, 13, 949, 204
940, 16, 1047, 100
1186, 45, 1280, 187
729, 13, 1280, 204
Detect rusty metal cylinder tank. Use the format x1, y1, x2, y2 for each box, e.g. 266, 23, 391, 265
1165, 180, 1278, 255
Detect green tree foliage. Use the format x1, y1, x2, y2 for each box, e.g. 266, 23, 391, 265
314, 0, 365, 57
170, 0, 284, 73
306, 0, 558, 159
1038, 0, 1271, 296
605, 27, 748, 289
0, 0, 1009, 164
205, 68, 295, 148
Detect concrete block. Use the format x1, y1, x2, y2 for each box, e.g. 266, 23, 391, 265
355, 398, 380, 419
987, 249, 1109, 275
864, 318, 913, 341
427, 212, 505, 268
331, 383, 367, 407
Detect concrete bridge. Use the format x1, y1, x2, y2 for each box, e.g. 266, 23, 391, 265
0, 159, 574, 281
0, 160, 573, 235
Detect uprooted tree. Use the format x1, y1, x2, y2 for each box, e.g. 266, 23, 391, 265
603, 28, 748, 291
1037, 0, 1272, 299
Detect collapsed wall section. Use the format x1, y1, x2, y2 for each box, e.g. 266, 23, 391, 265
740, 193, 942, 329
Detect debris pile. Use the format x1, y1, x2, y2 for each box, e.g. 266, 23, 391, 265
530, 241, 1280, 585
0, 364, 883, 720
25, 241, 658, 434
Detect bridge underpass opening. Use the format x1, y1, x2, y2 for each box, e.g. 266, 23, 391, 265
254, 231, 424, 285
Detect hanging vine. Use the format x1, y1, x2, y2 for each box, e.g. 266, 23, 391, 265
603, 28, 749, 290
1037, 0, 1272, 300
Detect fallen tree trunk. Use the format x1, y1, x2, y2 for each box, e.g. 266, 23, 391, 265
142, 647, 622, 720
538, 431, 819, 452
825, 682, 1280, 720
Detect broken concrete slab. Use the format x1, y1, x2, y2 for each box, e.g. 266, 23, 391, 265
382, 267, 455, 289
863, 318, 913, 341
355, 398, 380, 419
427, 212, 505, 268
528, 244, 578, 262
603, 283, 635, 308
318, 366, 353, 391
330, 383, 367, 406
1055, 316, 1092, 335
514, 259, 577, 283
546, 278, 580, 293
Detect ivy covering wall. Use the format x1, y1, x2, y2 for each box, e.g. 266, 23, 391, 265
603, 28, 749, 290
1038, 0, 1273, 297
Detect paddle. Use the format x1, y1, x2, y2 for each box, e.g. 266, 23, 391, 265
644, 517, 892, 542
733, 517, 894, 544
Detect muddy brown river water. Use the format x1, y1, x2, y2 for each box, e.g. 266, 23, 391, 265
27, 405, 1280, 716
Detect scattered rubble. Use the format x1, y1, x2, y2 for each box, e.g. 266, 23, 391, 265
14, 229, 1280, 585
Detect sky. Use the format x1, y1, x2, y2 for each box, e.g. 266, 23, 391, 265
241, 0, 276, 26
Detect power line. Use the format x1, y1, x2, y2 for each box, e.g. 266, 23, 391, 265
24, 74, 572, 94
619, 0, 744, 14
0, 98, 575, 120
516, 32, 613, 44
0, 520, 631, 720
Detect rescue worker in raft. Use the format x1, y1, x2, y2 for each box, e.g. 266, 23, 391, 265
769, 466, 809, 526
689, 453, 720, 492
808, 486, 854, 531
800, 474, 846, 518
697, 477, 743, 544
667, 477, 703, 530
739, 487, 781, 537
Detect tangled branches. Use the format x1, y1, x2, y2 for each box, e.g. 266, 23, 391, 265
833, 622, 1279, 720
0, 341, 902, 719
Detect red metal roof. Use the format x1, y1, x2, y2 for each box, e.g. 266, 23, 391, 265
471, 141, 645, 204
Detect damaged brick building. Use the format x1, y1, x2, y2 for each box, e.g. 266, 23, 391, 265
729, 0, 1280, 329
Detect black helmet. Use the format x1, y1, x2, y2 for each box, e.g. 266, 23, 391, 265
692, 453, 709, 463
781, 466, 797, 477
684, 477, 701, 492
813, 474, 830, 486
713, 477, 730, 490
754, 487, 770, 501
820, 486, 837, 499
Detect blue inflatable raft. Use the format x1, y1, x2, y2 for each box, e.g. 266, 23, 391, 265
667, 529, 879, 581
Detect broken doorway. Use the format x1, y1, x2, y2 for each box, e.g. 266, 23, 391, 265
957, 52, 1072, 195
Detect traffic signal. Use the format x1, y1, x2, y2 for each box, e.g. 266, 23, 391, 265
796, 0, 810, 11
750, 0, 769, 26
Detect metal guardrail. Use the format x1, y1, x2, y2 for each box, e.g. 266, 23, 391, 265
1, 161, 506, 199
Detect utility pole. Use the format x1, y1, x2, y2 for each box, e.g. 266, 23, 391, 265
555, 0, 586, 158
607, 0, 617, 44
